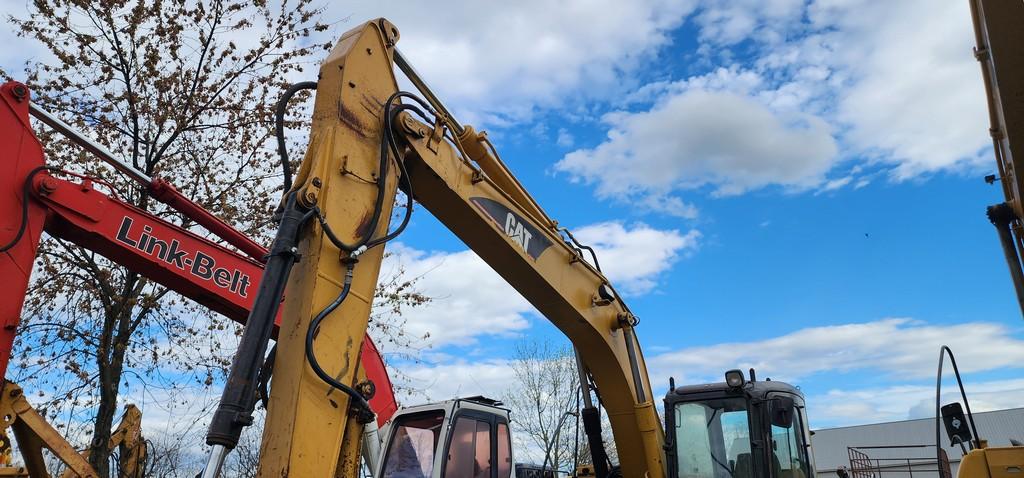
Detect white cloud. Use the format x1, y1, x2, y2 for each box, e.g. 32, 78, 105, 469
647, 318, 1024, 425
381, 245, 533, 348
694, 0, 806, 47
699, 0, 989, 178
806, 0, 989, 178
561, 0, 990, 213
817, 175, 852, 194
399, 359, 512, 403
648, 318, 1024, 385
556, 128, 574, 148
396, 318, 1024, 428
383, 222, 696, 347
573, 222, 700, 295
557, 87, 839, 203
332, 0, 698, 124
813, 379, 1024, 427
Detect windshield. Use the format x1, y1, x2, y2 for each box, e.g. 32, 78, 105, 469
674, 398, 753, 478
769, 399, 810, 478
381, 410, 446, 478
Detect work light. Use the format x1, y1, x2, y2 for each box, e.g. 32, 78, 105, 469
725, 369, 745, 388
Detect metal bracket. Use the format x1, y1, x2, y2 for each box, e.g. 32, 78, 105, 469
0, 382, 99, 478
426, 118, 445, 154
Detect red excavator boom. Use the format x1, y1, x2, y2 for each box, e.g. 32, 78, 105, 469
0, 81, 397, 426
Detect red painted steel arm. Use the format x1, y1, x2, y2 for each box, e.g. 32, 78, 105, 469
147, 177, 267, 261
0, 82, 49, 381
0, 81, 398, 426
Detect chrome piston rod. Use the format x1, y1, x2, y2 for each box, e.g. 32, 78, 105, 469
28, 103, 152, 186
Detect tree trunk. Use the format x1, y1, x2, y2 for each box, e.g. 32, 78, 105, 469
88, 276, 137, 478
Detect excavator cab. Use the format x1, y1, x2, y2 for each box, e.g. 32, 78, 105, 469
665, 370, 815, 478
375, 396, 514, 478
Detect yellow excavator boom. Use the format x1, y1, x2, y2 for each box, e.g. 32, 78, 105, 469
201, 17, 665, 478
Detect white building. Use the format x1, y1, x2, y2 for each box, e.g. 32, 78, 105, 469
811, 407, 1024, 478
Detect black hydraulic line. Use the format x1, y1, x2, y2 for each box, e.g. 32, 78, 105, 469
297, 92, 435, 423
0, 166, 55, 253
275, 81, 318, 196
365, 102, 428, 248
205, 194, 310, 450
309, 92, 431, 254
203, 88, 433, 477
256, 344, 276, 409
935, 345, 982, 472
304, 259, 374, 424
987, 202, 1024, 317
559, 227, 601, 272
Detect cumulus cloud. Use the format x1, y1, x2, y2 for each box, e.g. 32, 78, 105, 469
646, 318, 1024, 426
701, 0, 988, 178
381, 245, 534, 348
556, 128, 574, 148
331, 0, 697, 124
694, 0, 806, 46
812, 379, 1024, 427
561, 0, 991, 213
806, 0, 989, 178
399, 359, 512, 403
557, 87, 839, 203
574, 222, 700, 295
648, 318, 1024, 384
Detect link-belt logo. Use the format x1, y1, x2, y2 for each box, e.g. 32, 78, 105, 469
115, 217, 253, 297
470, 197, 552, 260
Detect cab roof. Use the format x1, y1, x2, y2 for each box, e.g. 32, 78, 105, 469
668, 379, 804, 401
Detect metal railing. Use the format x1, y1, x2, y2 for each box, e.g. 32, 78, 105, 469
846, 446, 952, 478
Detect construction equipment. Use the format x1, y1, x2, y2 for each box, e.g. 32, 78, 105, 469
11, 5, 1022, 478
189, 18, 816, 478
375, 396, 514, 477
0, 78, 401, 474
970, 0, 1024, 317
665, 370, 813, 478
934, 346, 1024, 478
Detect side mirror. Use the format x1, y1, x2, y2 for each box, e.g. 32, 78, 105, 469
941, 402, 973, 446
771, 396, 795, 428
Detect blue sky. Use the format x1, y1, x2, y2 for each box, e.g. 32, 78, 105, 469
2, 0, 1023, 442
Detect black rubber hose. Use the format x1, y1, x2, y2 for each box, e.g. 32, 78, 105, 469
275, 81, 318, 196
1, 166, 57, 253
304, 259, 374, 423
365, 103, 429, 248
310, 92, 434, 253
560, 227, 601, 272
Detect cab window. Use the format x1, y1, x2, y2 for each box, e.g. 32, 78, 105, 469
673, 398, 753, 478
382, 411, 446, 478
769, 402, 810, 478
444, 416, 493, 478
497, 423, 512, 477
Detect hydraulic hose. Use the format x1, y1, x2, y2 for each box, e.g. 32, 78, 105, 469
0, 166, 55, 253
275, 81, 318, 195
304, 259, 374, 423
